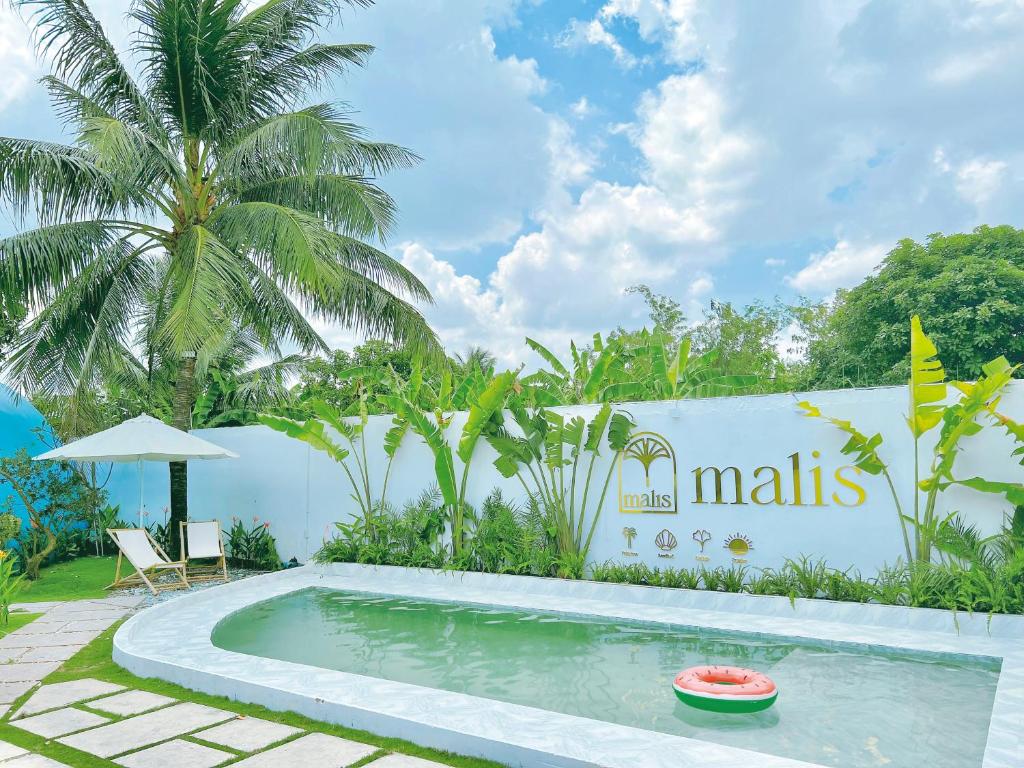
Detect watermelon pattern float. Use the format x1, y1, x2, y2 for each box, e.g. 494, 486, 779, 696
673, 665, 778, 713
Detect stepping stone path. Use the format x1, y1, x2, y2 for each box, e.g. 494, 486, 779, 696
0, 598, 454, 768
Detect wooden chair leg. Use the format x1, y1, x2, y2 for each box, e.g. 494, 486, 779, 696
108, 551, 124, 589
137, 568, 158, 596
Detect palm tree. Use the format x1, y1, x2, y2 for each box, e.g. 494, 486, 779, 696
453, 346, 496, 377
0, 0, 436, 554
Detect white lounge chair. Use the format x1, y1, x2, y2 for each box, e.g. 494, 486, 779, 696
179, 520, 229, 583
107, 528, 189, 595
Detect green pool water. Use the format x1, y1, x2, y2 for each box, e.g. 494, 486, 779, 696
211, 588, 999, 768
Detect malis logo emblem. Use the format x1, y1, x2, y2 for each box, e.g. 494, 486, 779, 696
619, 432, 678, 514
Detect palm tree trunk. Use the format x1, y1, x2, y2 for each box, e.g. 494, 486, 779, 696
168, 352, 196, 559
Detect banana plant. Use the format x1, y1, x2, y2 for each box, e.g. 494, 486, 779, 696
800, 315, 1023, 563
797, 401, 912, 562
398, 369, 520, 555
521, 333, 630, 405
259, 397, 375, 530
603, 330, 756, 402
488, 401, 635, 574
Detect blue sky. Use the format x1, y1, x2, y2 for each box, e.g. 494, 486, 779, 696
2, 0, 1023, 364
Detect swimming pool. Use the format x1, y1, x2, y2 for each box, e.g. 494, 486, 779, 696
212, 587, 997, 768
113, 564, 1024, 768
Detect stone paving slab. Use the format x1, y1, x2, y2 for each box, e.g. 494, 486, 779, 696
9, 603, 64, 614
58, 702, 235, 758
0, 663, 60, 683
42, 611, 125, 625
5, 756, 72, 768
0, 739, 27, 760
194, 716, 302, 752
0, 650, 26, 664
0, 681, 37, 706
16, 645, 84, 664
0, 631, 99, 650
114, 739, 233, 768
12, 707, 110, 738
366, 756, 452, 768
88, 690, 176, 716
15, 678, 125, 718
10, 622, 68, 636
61, 618, 118, 633
228, 733, 377, 768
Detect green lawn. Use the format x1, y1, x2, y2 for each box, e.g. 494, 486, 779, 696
0, 612, 41, 637
0, 622, 502, 768
13, 556, 117, 602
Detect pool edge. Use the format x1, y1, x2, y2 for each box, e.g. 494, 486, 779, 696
113, 564, 1023, 768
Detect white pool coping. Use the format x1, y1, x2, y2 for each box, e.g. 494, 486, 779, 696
113, 564, 1024, 768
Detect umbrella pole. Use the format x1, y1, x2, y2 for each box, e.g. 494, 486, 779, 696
138, 458, 144, 528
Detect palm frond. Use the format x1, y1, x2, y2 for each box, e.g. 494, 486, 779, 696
15, 0, 157, 127
0, 138, 144, 223
305, 265, 439, 356
229, 173, 397, 239
5, 239, 153, 396
0, 220, 153, 305
217, 104, 419, 182
132, 0, 245, 137
160, 225, 253, 353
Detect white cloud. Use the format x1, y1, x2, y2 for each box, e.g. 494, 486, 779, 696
0, 8, 38, 111
545, 119, 595, 194
558, 18, 641, 69
634, 73, 756, 234
333, 1, 559, 253
570, 96, 594, 119
955, 157, 1007, 207
764, 258, 785, 267
598, 0, 702, 64
786, 241, 889, 294
393, 175, 721, 364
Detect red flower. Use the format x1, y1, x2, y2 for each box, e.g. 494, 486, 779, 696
263, 522, 270, 529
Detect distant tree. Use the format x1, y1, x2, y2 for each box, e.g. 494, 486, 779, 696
803, 226, 1024, 388
0, 448, 96, 579
453, 346, 496, 377
626, 284, 687, 341
689, 300, 794, 390
297, 340, 417, 413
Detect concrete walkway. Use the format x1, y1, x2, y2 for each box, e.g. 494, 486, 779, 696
0, 599, 453, 768
0, 598, 144, 718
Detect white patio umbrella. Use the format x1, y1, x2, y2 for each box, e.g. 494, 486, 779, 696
33, 413, 238, 526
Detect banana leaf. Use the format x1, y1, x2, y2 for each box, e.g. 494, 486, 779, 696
796, 401, 887, 475
907, 315, 947, 436
456, 370, 517, 464
259, 414, 349, 464
525, 337, 568, 377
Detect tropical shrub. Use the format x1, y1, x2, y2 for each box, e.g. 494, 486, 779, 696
487, 403, 634, 576
226, 518, 280, 571
0, 514, 20, 543
520, 330, 755, 406
316, 487, 559, 577
0, 551, 23, 625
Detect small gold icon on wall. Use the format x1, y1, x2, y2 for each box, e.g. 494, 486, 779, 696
692, 529, 712, 562
724, 533, 754, 563
622, 526, 638, 557
655, 529, 677, 558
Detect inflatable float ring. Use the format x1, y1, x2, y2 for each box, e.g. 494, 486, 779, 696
673, 665, 778, 713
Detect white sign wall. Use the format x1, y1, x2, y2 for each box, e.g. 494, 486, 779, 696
108, 383, 1024, 572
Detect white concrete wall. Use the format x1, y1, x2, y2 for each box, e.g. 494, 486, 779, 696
108, 382, 1024, 571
